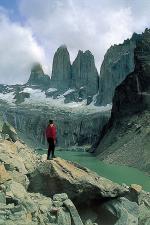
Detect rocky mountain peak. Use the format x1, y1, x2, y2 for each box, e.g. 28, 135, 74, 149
84, 49, 93, 56
51, 45, 71, 89
31, 63, 44, 75
27, 63, 50, 87
72, 49, 99, 97
24, 47, 100, 104
75, 49, 94, 60
96, 35, 137, 105
76, 49, 84, 56
58, 44, 68, 49
96, 29, 150, 106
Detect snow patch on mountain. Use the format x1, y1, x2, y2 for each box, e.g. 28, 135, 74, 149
0, 86, 112, 114
63, 89, 75, 96
0, 91, 15, 104
47, 88, 57, 92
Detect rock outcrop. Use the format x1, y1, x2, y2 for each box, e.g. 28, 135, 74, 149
111, 29, 150, 118
51, 45, 72, 90
72, 50, 99, 98
96, 34, 140, 105
0, 133, 149, 225
27, 63, 50, 87
104, 197, 139, 225
13, 91, 30, 104
0, 139, 85, 225
95, 29, 150, 174
28, 157, 128, 202
2, 122, 18, 142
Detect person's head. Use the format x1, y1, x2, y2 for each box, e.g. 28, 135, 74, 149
49, 120, 53, 125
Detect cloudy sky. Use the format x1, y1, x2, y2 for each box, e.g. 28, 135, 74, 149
0, 0, 150, 84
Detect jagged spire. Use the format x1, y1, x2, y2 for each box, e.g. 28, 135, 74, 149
51, 45, 71, 89
72, 49, 98, 97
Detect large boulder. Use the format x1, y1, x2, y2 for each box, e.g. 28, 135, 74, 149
28, 157, 128, 203
104, 197, 139, 225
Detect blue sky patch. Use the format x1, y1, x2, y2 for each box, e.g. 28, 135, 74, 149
0, 0, 22, 22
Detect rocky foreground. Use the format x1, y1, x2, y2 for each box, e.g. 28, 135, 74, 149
0, 126, 150, 225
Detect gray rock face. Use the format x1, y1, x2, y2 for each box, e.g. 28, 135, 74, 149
27, 63, 50, 87
48, 48, 99, 103
53, 193, 84, 225
96, 36, 137, 105
111, 29, 150, 119
72, 50, 99, 98
57, 207, 71, 225
3, 106, 110, 148
0, 191, 6, 204
104, 197, 139, 225
51, 45, 71, 89
63, 199, 84, 225
138, 190, 150, 225
95, 29, 150, 174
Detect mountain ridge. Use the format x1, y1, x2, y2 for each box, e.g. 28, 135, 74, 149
94, 28, 150, 174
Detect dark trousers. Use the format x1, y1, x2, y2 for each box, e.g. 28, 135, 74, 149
47, 138, 55, 159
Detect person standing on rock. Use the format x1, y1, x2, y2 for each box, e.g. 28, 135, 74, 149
46, 120, 57, 160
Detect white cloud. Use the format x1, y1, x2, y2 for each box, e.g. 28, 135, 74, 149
19, 0, 150, 71
1, 0, 150, 84
0, 8, 48, 84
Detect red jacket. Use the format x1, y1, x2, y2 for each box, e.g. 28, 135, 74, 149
46, 124, 56, 140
